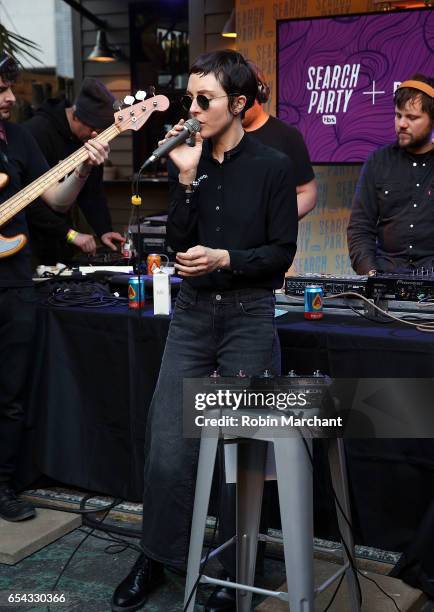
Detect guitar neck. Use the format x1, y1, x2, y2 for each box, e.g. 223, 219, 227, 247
0, 123, 120, 228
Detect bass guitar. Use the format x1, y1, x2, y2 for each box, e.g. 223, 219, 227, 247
0, 93, 169, 259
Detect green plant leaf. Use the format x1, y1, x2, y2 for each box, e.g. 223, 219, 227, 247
0, 25, 41, 64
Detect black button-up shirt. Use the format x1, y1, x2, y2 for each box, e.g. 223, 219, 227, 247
166, 133, 298, 290
347, 144, 434, 273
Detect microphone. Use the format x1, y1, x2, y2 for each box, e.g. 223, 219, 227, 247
140, 118, 201, 169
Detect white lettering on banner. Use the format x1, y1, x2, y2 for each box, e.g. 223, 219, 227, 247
307, 64, 360, 120
322, 115, 336, 125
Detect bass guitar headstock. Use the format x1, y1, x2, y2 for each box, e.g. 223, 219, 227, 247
113, 89, 170, 133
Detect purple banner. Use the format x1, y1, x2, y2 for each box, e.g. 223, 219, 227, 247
277, 10, 434, 163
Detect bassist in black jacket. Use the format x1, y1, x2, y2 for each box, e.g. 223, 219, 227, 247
0, 53, 109, 522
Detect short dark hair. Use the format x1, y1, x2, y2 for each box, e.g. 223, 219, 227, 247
189, 50, 257, 117
0, 52, 19, 83
394, 73, 434, 120
246, 60, 271, 104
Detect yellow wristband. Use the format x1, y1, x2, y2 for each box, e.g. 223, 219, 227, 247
66, 229, 78, 244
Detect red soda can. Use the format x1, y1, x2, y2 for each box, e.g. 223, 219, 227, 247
304, 285, 323, 320
147, 253, 161, 275
122, 238, 132, 260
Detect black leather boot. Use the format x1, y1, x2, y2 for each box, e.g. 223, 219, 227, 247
204, 579, 236, 612
0, 486, 35, 522
111, 553, 165, 611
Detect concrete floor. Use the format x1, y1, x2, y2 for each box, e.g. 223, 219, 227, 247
0, 489, 431, 612
256, 559, 427, 611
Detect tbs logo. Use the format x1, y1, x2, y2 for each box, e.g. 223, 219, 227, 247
322, 115, 336, 125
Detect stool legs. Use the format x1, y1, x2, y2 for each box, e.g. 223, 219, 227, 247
184, 429, 219, 612
274, 437, 314, 612
328, 439, 361, 612
184, 434, 359, 612
236, 440, 268, 612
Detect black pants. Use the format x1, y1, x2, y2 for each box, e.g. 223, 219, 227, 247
0, 287, 36, 486
141, 284, 280, 568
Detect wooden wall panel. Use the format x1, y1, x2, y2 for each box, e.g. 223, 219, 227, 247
189, 0, 235, 64
205, 13, 230, 33
76, 0, 132, 182
205, 0, 234, 12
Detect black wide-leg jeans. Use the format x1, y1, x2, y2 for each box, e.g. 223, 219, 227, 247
141, 282, 281, 569
0, 287, 36, 486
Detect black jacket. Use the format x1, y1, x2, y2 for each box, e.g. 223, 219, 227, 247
23, 98, 112, 263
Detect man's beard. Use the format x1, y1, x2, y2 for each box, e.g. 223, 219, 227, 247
397, 130, 432, 151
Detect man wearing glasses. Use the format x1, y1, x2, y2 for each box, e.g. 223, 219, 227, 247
112, 50, 297, 612
23, 77, 124, 264
0, 53, 109, 522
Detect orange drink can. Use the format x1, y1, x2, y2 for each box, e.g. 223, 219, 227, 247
147, 254, 161, 275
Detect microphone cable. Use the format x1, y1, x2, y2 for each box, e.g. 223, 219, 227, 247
298, 433, 402, 612
45, 497, 120, 612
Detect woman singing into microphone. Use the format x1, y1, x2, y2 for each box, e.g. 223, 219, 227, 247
112, 49, 298, 612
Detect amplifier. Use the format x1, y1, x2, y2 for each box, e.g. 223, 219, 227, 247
129, 214, 170, 256
285, 273, 434, 303
285, 274, 368, 297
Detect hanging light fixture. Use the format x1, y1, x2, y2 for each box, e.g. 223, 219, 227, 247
222, 9, 237, 38
61, 1, 118, 61
87, 30, 116, 62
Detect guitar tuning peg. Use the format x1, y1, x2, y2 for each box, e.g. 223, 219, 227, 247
135, 90, 147, 101
147, 85, 156, 97
123, 95, 135, 106
113, 99, 123, 111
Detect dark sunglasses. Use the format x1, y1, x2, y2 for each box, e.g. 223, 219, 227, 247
181, 93, 240, 112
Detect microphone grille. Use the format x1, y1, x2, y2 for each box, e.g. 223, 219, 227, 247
185, 117, 201, 134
